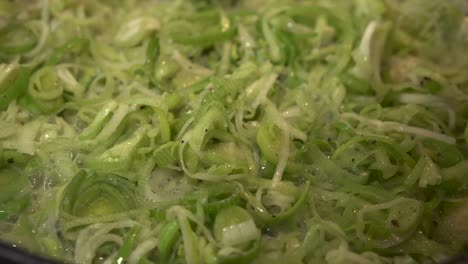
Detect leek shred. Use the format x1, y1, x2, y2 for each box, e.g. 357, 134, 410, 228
0, 0, 467, 263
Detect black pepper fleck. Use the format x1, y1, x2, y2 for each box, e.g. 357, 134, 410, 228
420, 76, 430, 86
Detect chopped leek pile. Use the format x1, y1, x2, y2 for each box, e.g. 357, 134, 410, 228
1, 0, 468, 263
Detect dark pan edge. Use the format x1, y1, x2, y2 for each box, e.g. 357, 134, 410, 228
0, 240, 59, 264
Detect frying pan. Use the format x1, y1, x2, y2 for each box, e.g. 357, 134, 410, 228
0, 239, 466, 264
